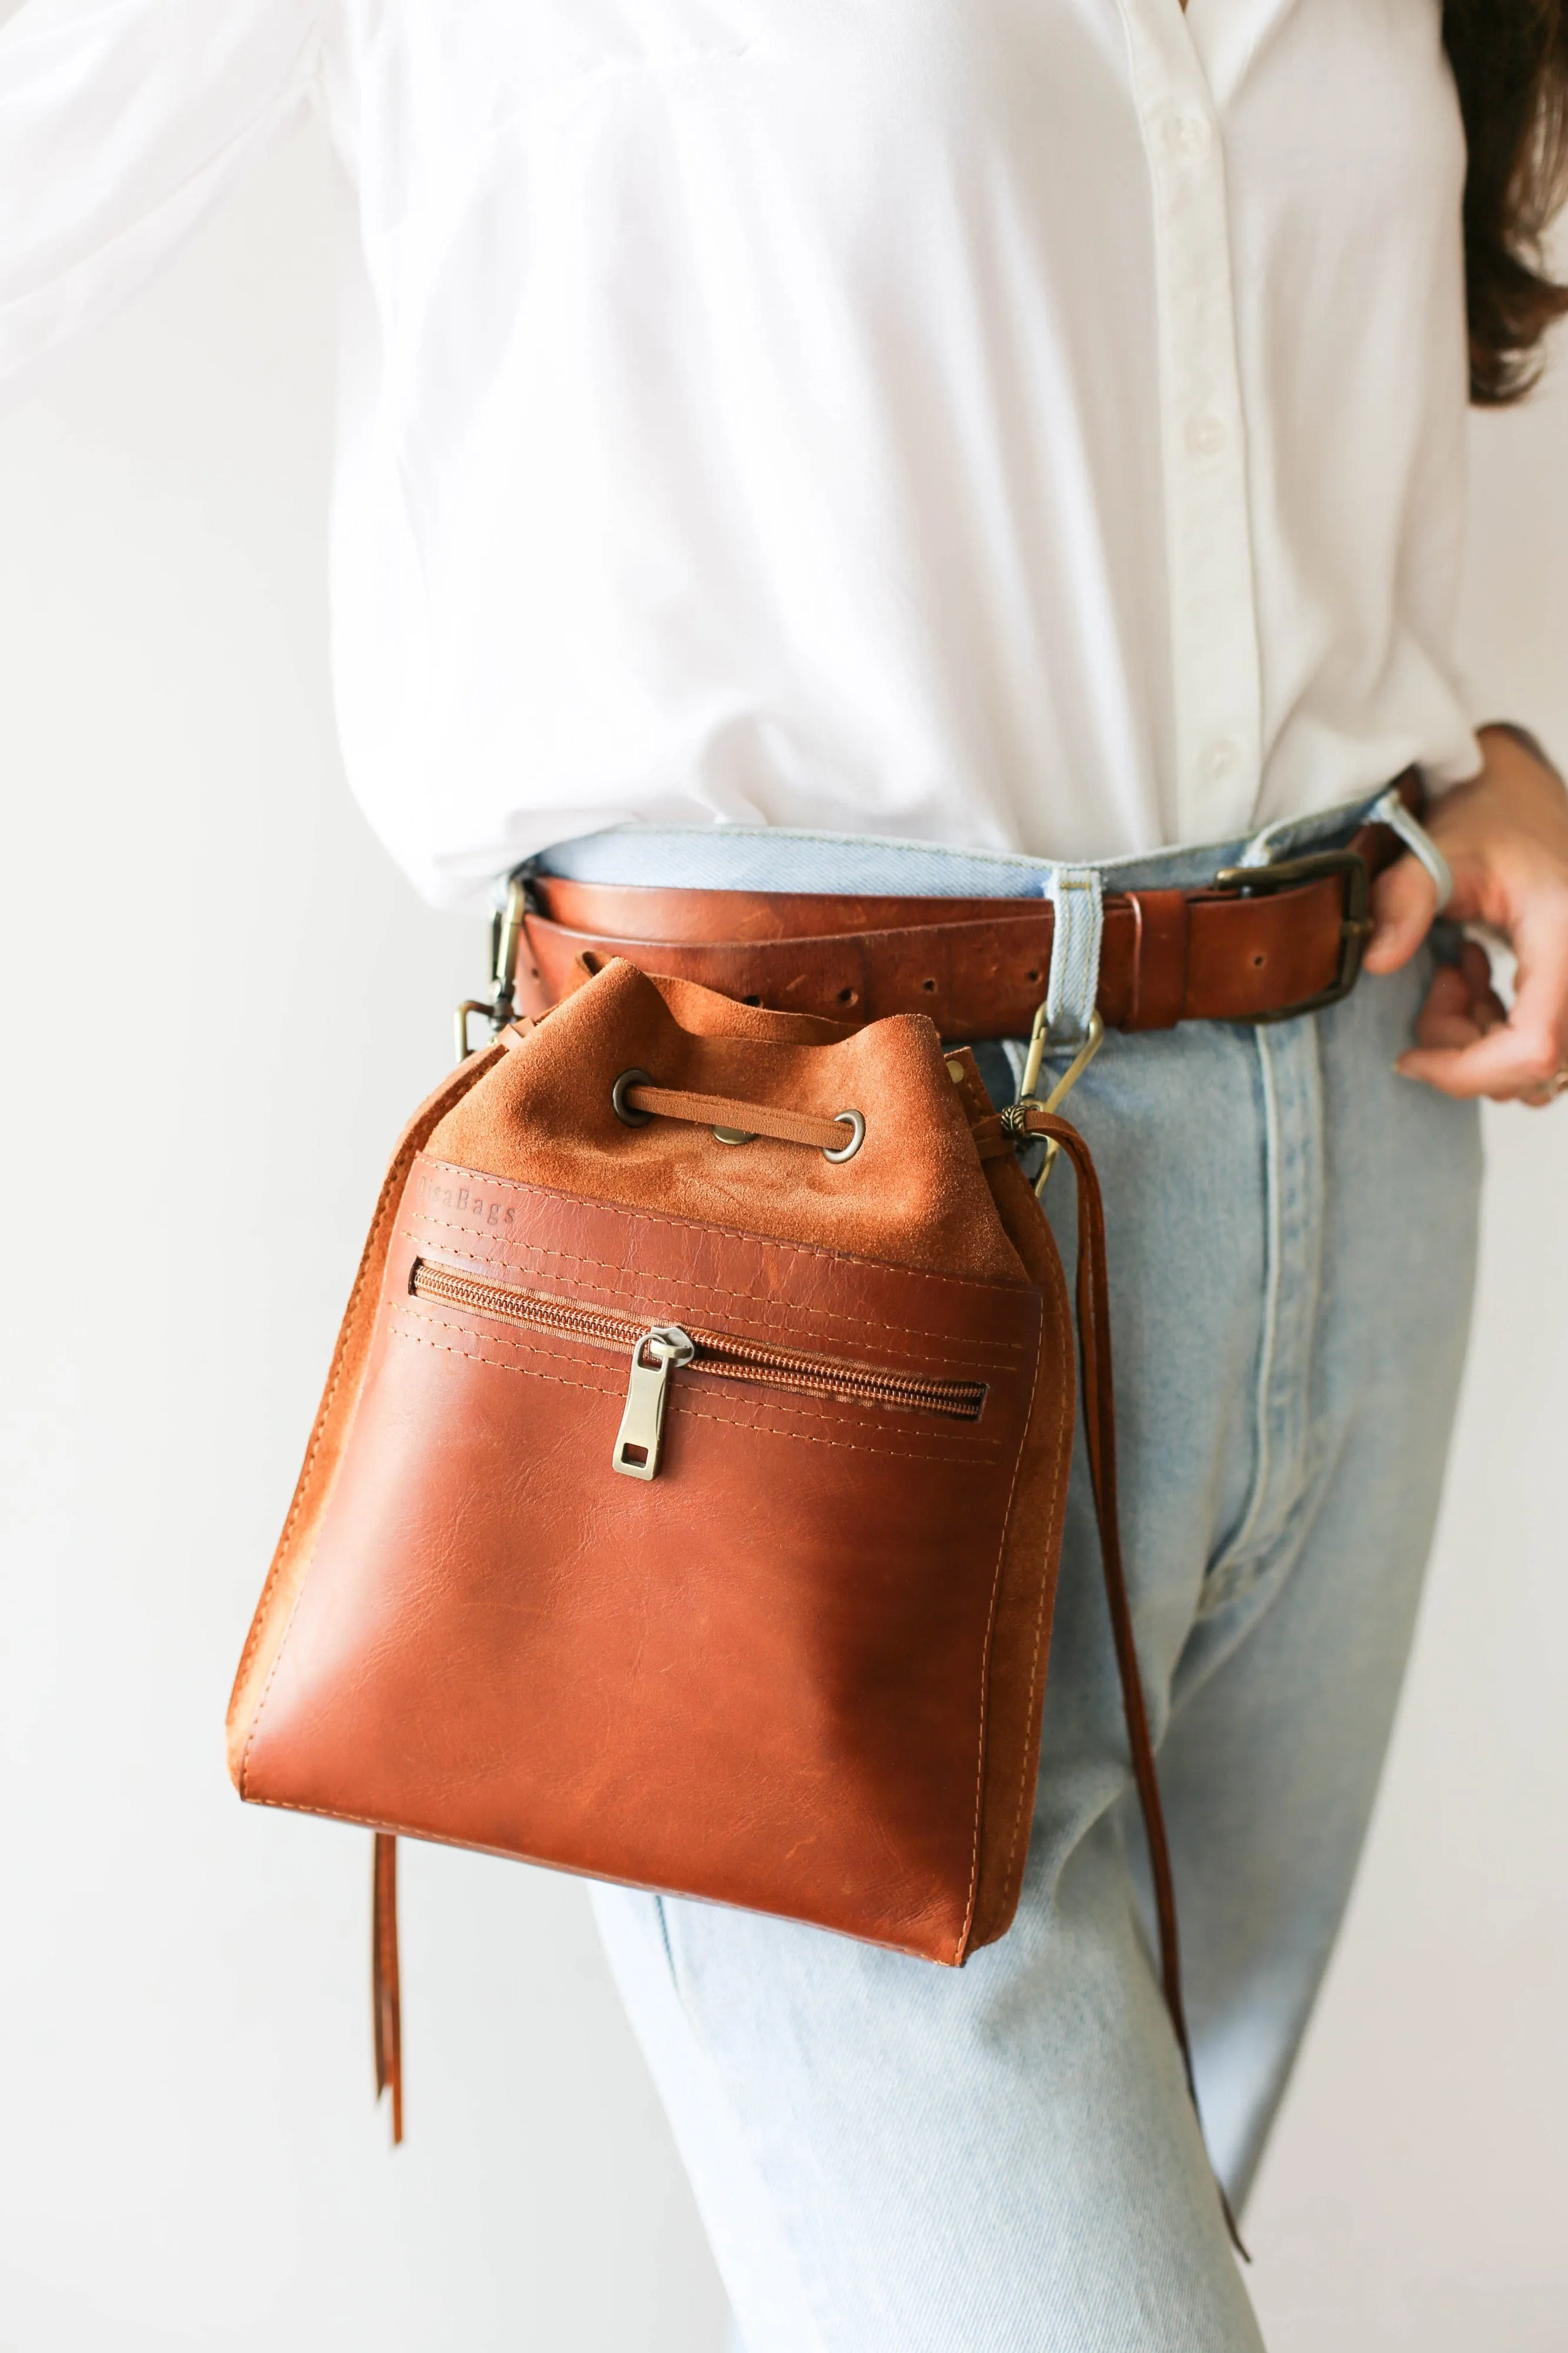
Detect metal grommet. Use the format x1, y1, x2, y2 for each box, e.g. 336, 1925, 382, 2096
822, 1108, 865, 1163
611, 1068, 654, 1127
712, 1126, 757, 1146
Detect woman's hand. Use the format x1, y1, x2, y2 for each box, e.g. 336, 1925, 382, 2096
1362, 725, 1568, 1105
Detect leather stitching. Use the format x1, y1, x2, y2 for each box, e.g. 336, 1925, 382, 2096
400, 1219, 1027, 1357
955, 1306, 1047, 1961
235, 1051, 506, 1796
402, 1304, 1003, 1440
1000, 1311, 1073, 1910
391, 1319, 1002, 1465
245, 1797, 950, 1959
237, 1136, 430, 1795
415, 1157, 1036, 1301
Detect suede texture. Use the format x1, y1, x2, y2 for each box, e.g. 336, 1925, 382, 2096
430, 960, 1028, 1285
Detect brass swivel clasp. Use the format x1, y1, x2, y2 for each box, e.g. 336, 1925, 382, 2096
1013, 1006, 1106, 1197
455, 875, 529, 1064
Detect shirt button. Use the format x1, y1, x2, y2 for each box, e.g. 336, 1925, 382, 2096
1185, 414, 1229, 459
1203, 737, 1243, 785
1165, 111, 1212, 158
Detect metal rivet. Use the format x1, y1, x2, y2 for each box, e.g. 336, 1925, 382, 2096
946, 1057, 967, 1084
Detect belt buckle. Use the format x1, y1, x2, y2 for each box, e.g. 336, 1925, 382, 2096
1210, 847, 1373, 1022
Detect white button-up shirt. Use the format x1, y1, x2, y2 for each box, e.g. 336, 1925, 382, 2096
0, 0, 1482, 907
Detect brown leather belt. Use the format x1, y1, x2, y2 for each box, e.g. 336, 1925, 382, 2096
515, 778, 1416, 1042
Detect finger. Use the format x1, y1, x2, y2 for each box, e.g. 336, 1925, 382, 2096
1411, 951, 1508, 1051
1412, 966, 1490, 1051
1398, 1030, 1564, 1101
1457, 938, 1500, 1006
1363, 854, 1440, 975
1397, 896, 1568, 1098
1456, 940, 1509, 1032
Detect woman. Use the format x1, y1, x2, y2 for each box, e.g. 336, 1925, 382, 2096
4, 2, 1566, 2344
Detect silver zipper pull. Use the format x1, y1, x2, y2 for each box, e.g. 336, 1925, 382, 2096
612, 1325, 696, 1479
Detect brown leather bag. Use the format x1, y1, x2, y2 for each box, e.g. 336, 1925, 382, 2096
227, 956, 1192, 2164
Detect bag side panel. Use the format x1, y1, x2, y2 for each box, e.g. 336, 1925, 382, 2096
950, 1055, 1077, 1955
225, 1043, 508, 1784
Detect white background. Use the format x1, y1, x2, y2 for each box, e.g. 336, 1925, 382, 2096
0, 125, 1563, 2352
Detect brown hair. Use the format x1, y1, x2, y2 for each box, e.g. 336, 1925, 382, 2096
1444, 0, 1568, 402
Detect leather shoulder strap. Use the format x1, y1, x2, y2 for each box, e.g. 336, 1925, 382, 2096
973, 1104, 1246, 2256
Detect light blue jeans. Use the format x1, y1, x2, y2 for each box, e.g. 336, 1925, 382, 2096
533, 805, 1483, 2350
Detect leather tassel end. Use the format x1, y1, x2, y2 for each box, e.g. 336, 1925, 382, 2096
372, 1832, 403, 2145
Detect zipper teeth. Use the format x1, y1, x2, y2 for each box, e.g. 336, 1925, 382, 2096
410, 1262, 985, 1421
413, 1264, 636, 1353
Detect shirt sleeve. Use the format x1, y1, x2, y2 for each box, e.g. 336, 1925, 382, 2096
0, 0, 321, 387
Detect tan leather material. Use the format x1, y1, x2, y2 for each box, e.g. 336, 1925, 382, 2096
238, 1160, 1053, 1960
426, 959, 1027, 1283
225, 1036, 510, 1784
972, 1097, 1249, 2258
515, 802, 1413, 1039
228, 962, 1078, 1964
948, 1052, 1076, 1951
228, 944, 1260, 2263
620, 1080, 858, 1154
1124, 889, 1191, 1032
976, 1103, 1185, 2020
372, 1832, 402, 2145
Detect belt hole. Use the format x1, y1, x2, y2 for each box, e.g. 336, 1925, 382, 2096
837, 986, 858, 1006
920, 978, 936, 992
1025, 968, 1040, 984
1252, 953, 1266, 969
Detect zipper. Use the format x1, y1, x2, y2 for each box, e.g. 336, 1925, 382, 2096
409, 1259, 987, 1478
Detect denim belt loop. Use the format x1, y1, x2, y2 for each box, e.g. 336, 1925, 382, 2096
1230, 812, 1297, 872
1043, 866, 1105, 1047
1365, 785, 1453, 911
